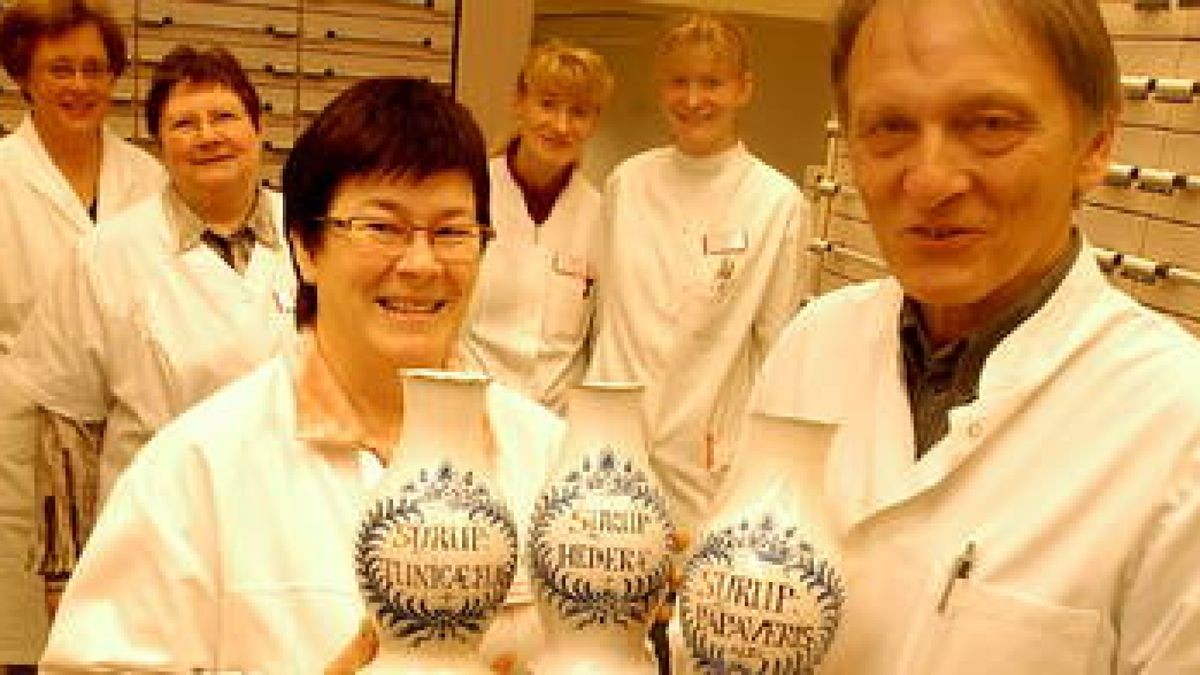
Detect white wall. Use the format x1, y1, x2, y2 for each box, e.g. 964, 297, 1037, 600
533, 7, 833, 186
456, 0, 535, 143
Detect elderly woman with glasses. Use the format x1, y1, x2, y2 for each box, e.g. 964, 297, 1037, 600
0, 0, 162, 667
40, 77, 563, 673
4, 44, 294, 636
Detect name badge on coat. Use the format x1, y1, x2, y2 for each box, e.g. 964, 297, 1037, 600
553, 251, 594, 298
553, 251, 589, 279
703, 228, 749, 255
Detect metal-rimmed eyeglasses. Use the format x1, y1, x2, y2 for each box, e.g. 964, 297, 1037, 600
316, 217, 493, 262
40, 59, 113, 83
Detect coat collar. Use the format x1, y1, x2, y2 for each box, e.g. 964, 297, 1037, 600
838, 243, 1136, 531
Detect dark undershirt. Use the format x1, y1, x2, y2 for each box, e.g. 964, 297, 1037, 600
506, 138, 574, 225
900, 230, 1082, 458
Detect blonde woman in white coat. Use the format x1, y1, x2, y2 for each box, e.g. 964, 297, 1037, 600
588, 13, 810, 542
460, 39, 613, 412
0, 1, 161, 667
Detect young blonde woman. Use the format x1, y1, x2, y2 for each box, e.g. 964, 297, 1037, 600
588, 13, 811, 543
460, 39, 613, 412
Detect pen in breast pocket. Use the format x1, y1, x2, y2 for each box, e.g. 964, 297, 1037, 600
936, 540, 976, 613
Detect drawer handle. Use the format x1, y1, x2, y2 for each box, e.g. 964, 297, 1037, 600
1096, 247, 1200, 289
1132, 0, 1171, 9
1103, 164, 1200, 195
265, 24, 298, 38
1137, 167, 1179, 194
1120, 76, 1198, 104
138, 14, 174, 27
1154, 78, 1197, 104
816, 178, 842, 198
807, 238, 888, 272
1121, 75, 1153, 101
1105, 163, 1139, 188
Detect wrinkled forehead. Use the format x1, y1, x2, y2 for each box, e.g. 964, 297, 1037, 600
852, 0, 1037, 70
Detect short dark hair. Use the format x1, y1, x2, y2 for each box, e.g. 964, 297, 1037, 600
145, 45, 261, 139
0, 0, 128, 86
282, 77, 490, 326
831, 0, 1119, 131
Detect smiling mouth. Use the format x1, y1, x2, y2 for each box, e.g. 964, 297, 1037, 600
376, 298, 448, 313
908, 226, 979, 240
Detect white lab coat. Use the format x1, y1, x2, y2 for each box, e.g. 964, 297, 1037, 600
747, 250, 1200, 674
40, 352, 565, 672
0, 115, 162, 663
461, 156, 601, 412
588, 143, 810, 536
6, 189, 295, 502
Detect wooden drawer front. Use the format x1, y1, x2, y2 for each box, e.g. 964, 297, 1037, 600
1168, 43, 1200, 130
136, 34, 299, 75
297, 50, 451, 85
826, 212, 881, 259
1129, 278, 1200, 320
1077, 205, 1148, 253
302, 8, 452, 52
816, 271, 857, 297
818, 215, 887, 283
1184, 3, 1200, 38
831, 187, 868, 222
1122, 217, 1200, 318
1116, 41, 1181, 127
1159, 131, 1200, 223
1142, 216, 1200, 272
1090, 126, 1168, 216
261, 125, 295, 156
258, 87, 298, 119
138, 0, 300, 39
1101, 0, 1185, 39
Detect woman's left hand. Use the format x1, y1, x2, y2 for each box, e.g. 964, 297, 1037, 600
325, 617, 516, 673
325, 616, 378, 674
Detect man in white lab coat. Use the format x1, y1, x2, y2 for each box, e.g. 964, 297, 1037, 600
747, 0, 1200, 672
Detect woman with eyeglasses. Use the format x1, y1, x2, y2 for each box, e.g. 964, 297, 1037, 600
4, 45, 294, 633
459, 39, 613, 413
40, 77, 563, 673
0, 0, 163, 668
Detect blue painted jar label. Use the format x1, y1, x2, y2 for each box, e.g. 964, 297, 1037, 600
356, 462, 518, 646
530, 448, 674, 628
680, 514, 845, 673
